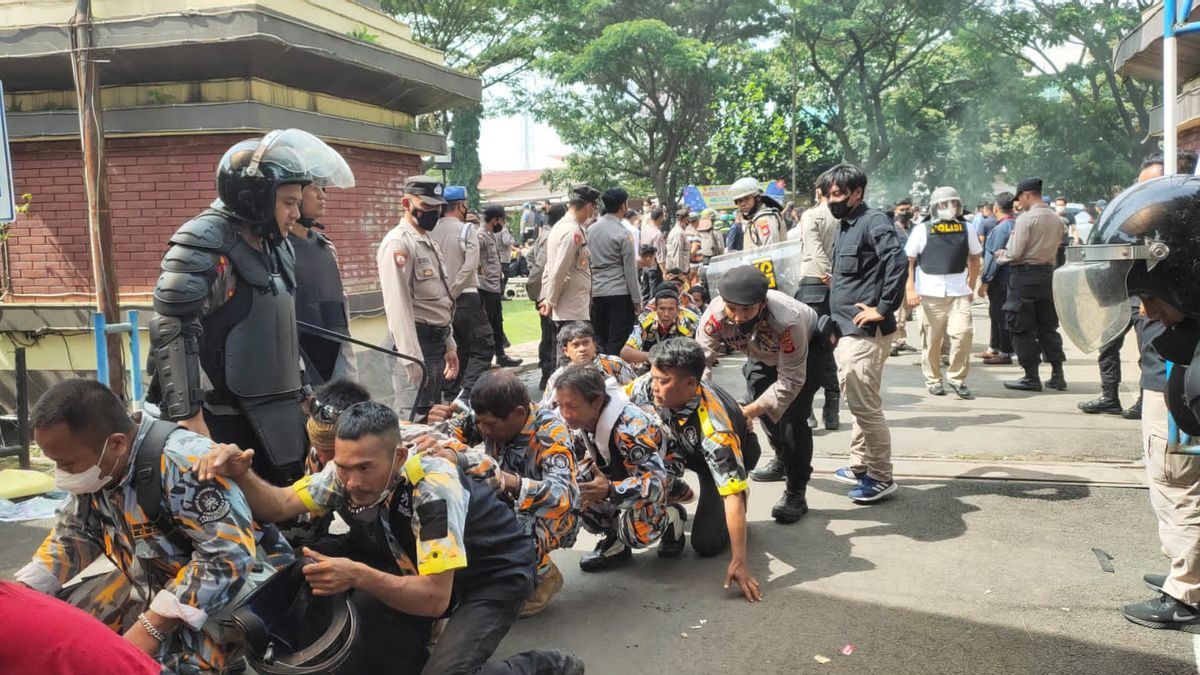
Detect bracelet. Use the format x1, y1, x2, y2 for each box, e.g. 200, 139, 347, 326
137, 613, 166, 643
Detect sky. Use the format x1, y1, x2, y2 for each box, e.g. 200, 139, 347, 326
478, 114, 569, 173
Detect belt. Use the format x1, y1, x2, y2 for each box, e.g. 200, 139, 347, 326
415, 323, 452, 340
1011, 263, 1054, 271
461, 287, 478, 294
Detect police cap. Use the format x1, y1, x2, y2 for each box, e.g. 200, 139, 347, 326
569, 184, 601, 204
1015, 177, 1043, 197
719, 265, 770, 306
444, 185, 467, 202
404, 175, 447, 207
483, 204, 507, 221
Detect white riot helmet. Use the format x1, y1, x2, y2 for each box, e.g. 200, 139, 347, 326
929, 186, 962, 221
729, 177, 761, 202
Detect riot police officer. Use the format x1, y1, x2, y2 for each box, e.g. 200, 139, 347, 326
147, 128, 354, 485
1054, 175, 1200, 632
729, 177, 786, 250
378, 176, 460, 419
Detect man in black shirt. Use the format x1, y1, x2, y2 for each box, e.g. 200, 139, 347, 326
195, 401, 583, 675
824, 164, 908, 503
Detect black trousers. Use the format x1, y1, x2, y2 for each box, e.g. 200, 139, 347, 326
446, 292, 496, 400
987, 267, 1013, 354
686, 435, 761, 557
204, 406, 304, 486
1004, 265, 1065, 367
414, 323, 450, 417
796, 279, 840, 401
743, 338, 826, 493
1097, 306, 1138, 392
480, 289, 507, 358
591, 295, 636, 356
538, 309, 557, 381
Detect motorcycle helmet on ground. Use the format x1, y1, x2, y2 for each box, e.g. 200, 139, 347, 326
1053, 174, 1200, 354
216, 129, 355, 241
228, 556, 358, 674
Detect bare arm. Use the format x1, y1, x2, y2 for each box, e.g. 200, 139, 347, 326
722, 493, 761, 603
966, 254, 982, 291
354, 565, 454, 617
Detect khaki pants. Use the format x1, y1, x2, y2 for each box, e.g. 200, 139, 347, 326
894, 304, 911, 344
1143, 389, 1200, 605
918, 295, 974, 387
834, 331, 894, 482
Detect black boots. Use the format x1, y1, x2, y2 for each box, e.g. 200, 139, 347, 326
823, 395, 841, 431
1004, 364, 1043, 391
1079, 386, 1122, 414
1046, 362, 1067, 391
771, 490, 809, 524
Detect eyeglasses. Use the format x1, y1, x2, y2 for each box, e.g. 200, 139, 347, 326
310, 397, 344, 425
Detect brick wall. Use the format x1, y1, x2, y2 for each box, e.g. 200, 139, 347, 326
1180, 126, 1200, 153
5, 134, 420, 300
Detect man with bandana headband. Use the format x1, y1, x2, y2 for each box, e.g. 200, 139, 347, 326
695, 265, 825, 523
195, 401, 585, 674
146, 129, 354, 485
378, 175, 461, 419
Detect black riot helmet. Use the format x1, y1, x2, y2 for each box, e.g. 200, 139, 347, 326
1053, 174, 1200, 353
229, 557, 358, 674
216, 129, 355, 240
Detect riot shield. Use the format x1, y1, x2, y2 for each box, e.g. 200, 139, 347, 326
297, 322, 426, 421
704, 239, 806, 298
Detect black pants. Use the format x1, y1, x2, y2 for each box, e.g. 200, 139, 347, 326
1097, 306, 1138, 392
537, 306, 556, 382
987, 267, 1013, 354
447, 292, 496, 399
338, 592, 433, 675
591, 295, 636, 356
1004, 265, 1065, 368
743, 338, 826, 493
480, 289, 507, 359
686, 435, 761, 557
204, 406, 304, 486
796, 279, 840, 401
640, 269, 663, 304
414, 323, 450, 417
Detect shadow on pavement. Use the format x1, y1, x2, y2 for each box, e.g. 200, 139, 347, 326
888, 412, 1023, 431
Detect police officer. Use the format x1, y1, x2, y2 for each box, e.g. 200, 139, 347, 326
696, 265, 825, 522
1053, 175, 1200, 632
729, 176, 786, 250
904, 186, 983, 399
666, 207, 692, 274
539, 185, 600, 339
431, 186, 495, 400
792, 187, 841, 430
481, 205, 523, 367
290, 182, 357, 386
378, 175, 460, 419
626, 339, 763, 602
16, 379, 289, 674
147, 128, 353, 485
529, 203, 569, 389
999, 177, 1068, 392
196, 401, 584, 674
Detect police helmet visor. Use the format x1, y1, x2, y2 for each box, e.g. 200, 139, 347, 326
1051, 176, 1193, 353
250, 129, 355, 189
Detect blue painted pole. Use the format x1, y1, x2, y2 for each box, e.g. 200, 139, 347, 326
93, 312, 108, 386
128, 309, 143, 403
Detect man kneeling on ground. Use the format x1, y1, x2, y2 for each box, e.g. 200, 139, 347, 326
195, 401, 583, 675
422, 369, 580, 617
553, 365, 679, 571
626, 339, 763, 602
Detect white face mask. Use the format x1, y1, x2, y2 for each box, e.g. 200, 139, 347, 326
55, 440, 114, 495
936, 206, 957, 222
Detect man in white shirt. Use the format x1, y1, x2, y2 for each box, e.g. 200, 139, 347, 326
904, 186, 982, 399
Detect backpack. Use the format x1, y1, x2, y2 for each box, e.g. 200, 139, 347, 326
133, 419, 194, 552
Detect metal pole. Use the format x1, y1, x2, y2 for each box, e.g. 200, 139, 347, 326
71, 0, 125, 399
128, 309, 143, 403
93, 311, 108, 386
15, 348, 29, 469
1166, 0, 1180, 175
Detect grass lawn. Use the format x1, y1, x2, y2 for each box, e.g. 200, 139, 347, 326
502, 299, 543, 345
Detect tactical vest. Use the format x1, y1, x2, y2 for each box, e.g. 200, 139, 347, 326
290, 229, 348, 383
918, 219, 969, 275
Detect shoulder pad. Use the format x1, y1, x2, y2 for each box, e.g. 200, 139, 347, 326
161, 243, 220, 274
168, 212, 238, 252
153, 269, 210, 315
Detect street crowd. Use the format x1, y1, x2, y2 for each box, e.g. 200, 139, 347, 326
7, 127, 1200, 675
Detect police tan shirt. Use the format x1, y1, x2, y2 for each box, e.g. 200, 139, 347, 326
999, 202, 1063, 266
694, 291, 817, 422
794, 202, 837, 279
666, 225, 690, 272
744, 205, 786, 250
377, 220, 456, 364
641, 222, 666, 268
541, 211, 592, 321
430, 215, 480, 297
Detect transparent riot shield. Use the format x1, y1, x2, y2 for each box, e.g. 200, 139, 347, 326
704, 239, 806, 298
297, 322, 426, 422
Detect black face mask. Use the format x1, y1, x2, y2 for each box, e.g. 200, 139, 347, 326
896, 212, 912, 225
734, 309, 764, 335
413, 207, 441, 231
828, 199, 852, 220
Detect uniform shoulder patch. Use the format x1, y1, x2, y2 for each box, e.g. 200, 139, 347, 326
779, 329, 796, 354
704, 316, 720, 336
190, 485, 232, 524
394, 250, 408, 267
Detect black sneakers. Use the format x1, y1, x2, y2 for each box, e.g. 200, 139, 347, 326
1122, 593, 1200, 633
657, 505, 686, 559
579, 531, 631, 572
1078, 395, 1122, 415
750, 456, 785, 482
771, 490, 808, 523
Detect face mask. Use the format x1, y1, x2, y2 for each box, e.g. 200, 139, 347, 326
896, 212, 912, 225
734, 309, 764, 335
55, 441, 114, 495
828, 199, 852, 220
412, 205, 441, 231
1054, 206, 1066, 214
936, 206, 957, 222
